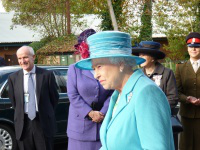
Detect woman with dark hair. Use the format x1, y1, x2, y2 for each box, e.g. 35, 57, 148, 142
67, 29, 113, 150
132, 41, 178, 108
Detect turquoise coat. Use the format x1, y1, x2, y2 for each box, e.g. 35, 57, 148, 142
100, 69, 174, 150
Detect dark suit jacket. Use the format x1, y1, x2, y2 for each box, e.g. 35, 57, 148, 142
8, 66, 59, 140
143, 62, 178, 108
175, 60, 200, 118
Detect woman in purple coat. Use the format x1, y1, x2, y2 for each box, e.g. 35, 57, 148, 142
67, 29, 113, 150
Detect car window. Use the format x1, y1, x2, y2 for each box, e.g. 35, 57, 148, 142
56, 69, 67, 81
52, 69, 67, 93
0, 73, 12, 89
1, 83, 9, 98
0, 72, 14, 98
1, 73, 67, 98
0, 67, 68, 98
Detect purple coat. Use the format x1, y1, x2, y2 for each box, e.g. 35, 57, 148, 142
67, 64, 113, 141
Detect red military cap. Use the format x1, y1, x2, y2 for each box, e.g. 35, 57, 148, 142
186, 32, 200, 47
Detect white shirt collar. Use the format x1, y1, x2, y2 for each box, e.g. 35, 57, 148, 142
190, 59, 200, 65
23, 65, 36, 75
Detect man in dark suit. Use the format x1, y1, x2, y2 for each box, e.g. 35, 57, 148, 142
8, 46, 59, 150
175, 32, 200, 150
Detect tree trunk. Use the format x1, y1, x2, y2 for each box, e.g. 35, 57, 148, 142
66, 0, 71, 34
107, 0, 118, 31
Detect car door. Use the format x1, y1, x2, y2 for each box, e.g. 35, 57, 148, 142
48, 68, 69, 139
0, 72, 13, 109
0, 82, 15, 122
0, 71, 15, 122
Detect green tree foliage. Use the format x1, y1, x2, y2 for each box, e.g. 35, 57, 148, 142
3, 0, 199, 61
29, 37, 52, 52
122, 0, 151, 44
2, 0, 71, 37
154, 0, 200, 60
90, 0, 143, 33
101, 11, 113, 30
29, 36, 55, 63
139, 0, 152, 41
1, 0, 140, 36
100, 0, 125, 30
2, 0, 99, 37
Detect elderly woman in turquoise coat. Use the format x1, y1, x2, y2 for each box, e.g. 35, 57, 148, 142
75, 31, 175, 150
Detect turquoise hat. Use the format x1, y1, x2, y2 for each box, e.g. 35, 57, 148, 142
75, 31, 145, 70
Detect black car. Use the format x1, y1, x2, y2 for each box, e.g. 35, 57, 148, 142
0, 65, 69, 150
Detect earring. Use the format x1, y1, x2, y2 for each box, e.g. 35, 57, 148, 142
120, 68, 123, 72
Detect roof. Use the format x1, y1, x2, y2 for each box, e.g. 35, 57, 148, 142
0, 12, 42, 43
36, 36, 77, 55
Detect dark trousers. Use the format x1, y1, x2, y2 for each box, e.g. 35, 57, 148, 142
173, 133, 178, 150
17, 114, 54, 150
179, 117, 200, 150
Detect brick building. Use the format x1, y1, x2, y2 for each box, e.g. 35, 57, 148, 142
0, 12, 41, 65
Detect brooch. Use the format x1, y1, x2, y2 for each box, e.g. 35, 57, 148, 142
127, 92, 133, 103
153, 75, 162, 86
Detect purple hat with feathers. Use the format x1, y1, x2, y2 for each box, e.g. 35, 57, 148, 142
74, 29, 96, 49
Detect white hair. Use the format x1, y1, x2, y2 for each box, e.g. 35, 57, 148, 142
16, 46, 35, 56
108, 57, 137, 68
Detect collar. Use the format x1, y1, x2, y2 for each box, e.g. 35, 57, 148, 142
190, 59, 200, 65
23, 65, 36, 75
82, 69, 96, 79
106, 69, 144, 129
153, 62, 165, 75
90, 70, 95, 75
121, 69, 144, 95
143, 62, 164, 77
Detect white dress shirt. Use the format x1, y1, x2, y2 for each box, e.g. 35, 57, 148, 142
23, 65, 38, 113
190, 59, 200, 72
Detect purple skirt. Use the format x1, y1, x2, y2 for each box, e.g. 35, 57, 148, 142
68, 138, 101, 150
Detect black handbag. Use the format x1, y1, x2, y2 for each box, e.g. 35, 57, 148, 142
171, 115, 183, 134
87, 102, 104, 120
91, 102, 103, 111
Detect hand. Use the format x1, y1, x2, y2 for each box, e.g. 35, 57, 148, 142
186, 96, 200, 105
92, 111, 105, 123
194, 98, 200, 106
88, 111, 105, 123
